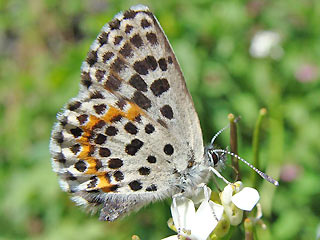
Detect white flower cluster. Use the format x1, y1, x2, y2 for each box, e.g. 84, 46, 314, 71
163, 182, 260, 240
249, 30, 283, 59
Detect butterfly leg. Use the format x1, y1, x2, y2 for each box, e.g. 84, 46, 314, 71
209, 167, 231, 185
211, 173, 222, 192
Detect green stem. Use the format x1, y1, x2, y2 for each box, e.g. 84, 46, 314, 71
244, 218, 254, 240
228, 113, 240, 181
251, 108, 267, 188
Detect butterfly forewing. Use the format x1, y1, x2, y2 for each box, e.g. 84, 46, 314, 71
50, 5, 204, 221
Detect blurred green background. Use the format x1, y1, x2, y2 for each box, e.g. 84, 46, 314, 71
1, 0, 320, 239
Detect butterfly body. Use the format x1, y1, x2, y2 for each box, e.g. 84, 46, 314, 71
50, 5, 213, 221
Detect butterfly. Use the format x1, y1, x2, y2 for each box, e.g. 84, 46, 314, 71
49, 5, 277, 222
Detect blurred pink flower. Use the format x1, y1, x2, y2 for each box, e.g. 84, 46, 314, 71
280, 163, 302, 182
295, 64, 318, 83
246, 0, 266, 17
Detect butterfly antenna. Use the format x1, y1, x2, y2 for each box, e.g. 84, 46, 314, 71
210, 117, 241, 145
212, 149, 279, 186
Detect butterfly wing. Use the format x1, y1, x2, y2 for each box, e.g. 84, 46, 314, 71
50, 5, 204, 221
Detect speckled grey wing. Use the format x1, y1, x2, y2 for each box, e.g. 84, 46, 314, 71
49, 5, 204, 221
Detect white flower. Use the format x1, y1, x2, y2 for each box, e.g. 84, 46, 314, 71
249, 30, 283, 59
220, 181, 260, 226
163, 183, 260, 239
163, 186, 224, 240
161, 236, 179, 240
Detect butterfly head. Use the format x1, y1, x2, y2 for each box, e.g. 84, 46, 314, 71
203, 123, 279, 186
204, 144, 227, 171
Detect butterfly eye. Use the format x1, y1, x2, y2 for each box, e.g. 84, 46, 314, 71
211, 152, 220, 165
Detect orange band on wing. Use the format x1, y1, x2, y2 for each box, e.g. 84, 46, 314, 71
96, 174, 118, 192
102, 106, 123, 123
126, 102, 143, 121
74, 102, 144, 178
103, 102, 143, 123
85, 158, 98, 174
83, 115, 101, 131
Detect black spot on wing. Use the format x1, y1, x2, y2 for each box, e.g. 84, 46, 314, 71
70, 127, 83, 138
150, 78, 170, 96
70, 144, 81, 154
54, 152, 66, 164
94, 104, 106, 115
129, 180, 142, 191
125, 24, 133, 34
130, 34, 143, 48
145, 124, 155, 134
95, 70, 106, 82
109, 19, 120, 30
124, 122, 138, 135
53, 131, 64, 144
146, 184, 157, 192
105, 74, 122, 91
114, 36, 123, 45
160, 105, 173, 119
141, 19, 151, 28
158, 58, 167, 71
105, 126, 118, 136
164, 144, 174, 155
75, 160, 87, 172
119, 43, 133, 58
86, 51, 98, 66
99, 147, 111, 157
138, 167, 150, 175
103, 52, 114, 63
132, 91, 151, 110
129, 74, 147, 92
146, 32, 158, 45
68, 101, 81, 111
108, 158, 123, 169
81, 72, 92, 88
94, 134, 107, 145
147, 155, 156, 163
111, 57, 127, 73
114, 171, 124, 181
124, 10, 137, 19
90, 91, 104, 99
77, 114, 88, 125
98, 32, 109, 46
125, 139, 143, 156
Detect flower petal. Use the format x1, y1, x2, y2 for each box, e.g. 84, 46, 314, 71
225, 203, 243, 226
190, 201, 224, 240
171, 197, 196, 231
161, 235, 179, 240
220, 184, 233, 205
233, 181, 243, 192
209, 201, 224, 220
231, 187, 260, 211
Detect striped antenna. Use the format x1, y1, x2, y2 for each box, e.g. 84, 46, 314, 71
210, 117, 241, 145
211, 149, 279, 186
